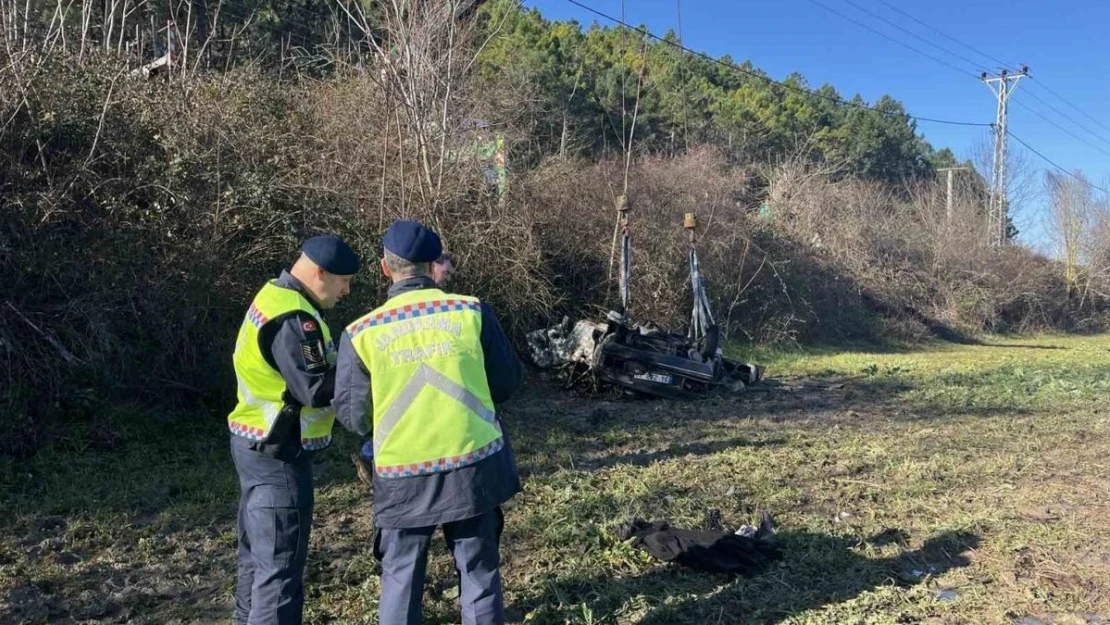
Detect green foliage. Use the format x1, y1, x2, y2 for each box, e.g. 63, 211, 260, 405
475, 0, 952, 183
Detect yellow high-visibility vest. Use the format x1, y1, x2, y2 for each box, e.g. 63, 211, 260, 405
346, 289, 501, 478
227, 281, 336, 450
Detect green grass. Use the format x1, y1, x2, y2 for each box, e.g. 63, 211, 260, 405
4, 334, 1110, 624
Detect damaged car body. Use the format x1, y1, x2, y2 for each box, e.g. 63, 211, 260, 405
527, 208, 764, 399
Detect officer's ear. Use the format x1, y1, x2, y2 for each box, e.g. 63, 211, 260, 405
380, 257, 391, 279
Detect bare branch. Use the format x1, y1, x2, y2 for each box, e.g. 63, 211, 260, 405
85, 66, 128, 167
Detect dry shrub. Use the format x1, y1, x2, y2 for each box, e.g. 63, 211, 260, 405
0, 54, 560, 457
512, 148, 883, 345
513, 149, 744, 328
1, 48, 1101, 459
761, 156, 1087, 339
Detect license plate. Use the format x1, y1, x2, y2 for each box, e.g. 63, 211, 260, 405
634, 371, 673, 384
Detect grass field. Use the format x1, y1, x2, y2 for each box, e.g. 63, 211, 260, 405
3, 335, 1110, 624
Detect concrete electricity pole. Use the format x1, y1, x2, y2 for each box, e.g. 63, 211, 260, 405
981, 66, 1028, 246
937, 166, 969, 224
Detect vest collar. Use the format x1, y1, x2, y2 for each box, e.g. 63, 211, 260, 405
387, 275, 437, 298
275, 270, 325, 313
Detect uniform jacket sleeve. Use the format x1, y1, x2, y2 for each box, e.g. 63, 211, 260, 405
334, 331, 373, 436
480, 303, 525, 403
269, 312, 335, 408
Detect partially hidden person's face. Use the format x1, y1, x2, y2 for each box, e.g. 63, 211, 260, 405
316, 270, 353, 309
433, 260, 455, 287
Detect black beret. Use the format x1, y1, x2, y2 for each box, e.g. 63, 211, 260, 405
382, 220, 442, 263
302, 235, 361, 275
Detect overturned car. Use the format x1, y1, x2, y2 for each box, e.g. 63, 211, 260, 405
527, 211, 764, 400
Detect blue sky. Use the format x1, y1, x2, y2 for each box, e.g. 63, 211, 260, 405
523, 0, 1110, 252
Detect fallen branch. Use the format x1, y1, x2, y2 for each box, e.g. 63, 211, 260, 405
5, 301, 82, 364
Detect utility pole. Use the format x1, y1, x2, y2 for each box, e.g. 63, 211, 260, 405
981, 66, 1028, 246
937, 166, 969, 224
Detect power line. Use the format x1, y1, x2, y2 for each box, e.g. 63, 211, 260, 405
836, 0, 988, 73
1019, 86, 1110, 151
561, 0, 1110, 213
1011, 98, 1110, 161
855, 2, 1110, 162
803, 0, 979, 79
1008, 130, 1110, 196
848, 2, 1110, 178
802, 3, 1110, 204
873, 0, 1015, 70
561, 0, 991, 128
1030, 78, 1110, 139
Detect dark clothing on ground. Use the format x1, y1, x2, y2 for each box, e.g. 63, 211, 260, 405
615, 518, 781, 575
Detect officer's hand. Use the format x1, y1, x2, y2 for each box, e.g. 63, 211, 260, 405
360, 439, 374, 462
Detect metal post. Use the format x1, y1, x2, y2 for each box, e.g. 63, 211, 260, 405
937, 166, 969, 224
981, 66, 1028, 246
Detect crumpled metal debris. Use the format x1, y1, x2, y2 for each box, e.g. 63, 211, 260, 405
525, 316, 602, 369
526, 311, 763, 399
528, 211, 763, 399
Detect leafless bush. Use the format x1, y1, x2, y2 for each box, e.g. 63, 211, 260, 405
2, 3, 1103, 460
514, 148, 871, 345
1045, 170, 1110, 308
756, 145, 1089, 339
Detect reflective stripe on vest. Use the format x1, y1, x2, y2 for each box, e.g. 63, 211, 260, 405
347, 289, 501, 478
227, 280, 336, 450
373, 363, 502, 448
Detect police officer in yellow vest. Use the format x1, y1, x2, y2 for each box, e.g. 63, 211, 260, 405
334, 220, 524, 625
228, 235, 360, 625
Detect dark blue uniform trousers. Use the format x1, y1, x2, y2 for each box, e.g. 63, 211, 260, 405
374, 508, 505, 625
230, 435, 314, 625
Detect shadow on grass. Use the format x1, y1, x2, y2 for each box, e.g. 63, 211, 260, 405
0, 418, 369, 625
1, 415, 236, 520
2, 530, 233, 625
750, 374, 1040, 422
1, 409, 368, 523
1, 345, 1078, 625
977, 342, 1070, 350
577, 436, 787, 472
509, 365, 1044, 480
516, 529, 980, 625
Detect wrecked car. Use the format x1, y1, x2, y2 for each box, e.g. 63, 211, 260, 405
527, 210, 763, 399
